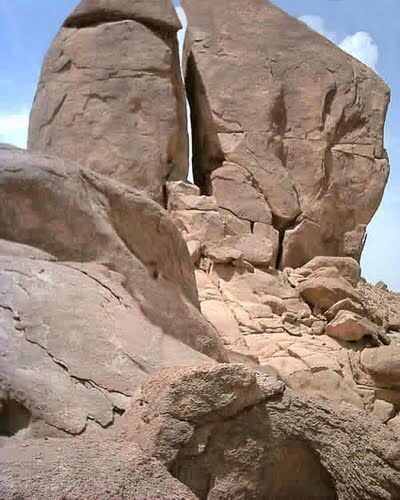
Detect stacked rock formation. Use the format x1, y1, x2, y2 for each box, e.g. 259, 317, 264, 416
1, 0, 400, 498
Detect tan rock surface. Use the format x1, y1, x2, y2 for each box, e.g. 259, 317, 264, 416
297, 267, 361, 311
325, 298, 365, 321
0, 239, 56, 261
301, 256, 361, 287
0, 145, 226, 362
326, 310, 379, 342
0, 257, 211, 437
0, 438, 196, 500
182, 0, 389, 267
119, 364, 400, 499
28, 0, 188, 203
360, 344, 400, 388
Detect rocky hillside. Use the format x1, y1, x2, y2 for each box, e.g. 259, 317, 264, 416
1, 1, 399, 499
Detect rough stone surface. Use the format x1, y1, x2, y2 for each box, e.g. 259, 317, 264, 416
301, 256, 361, 287
0, 438, 196, 499
182, 0, 389, 268
297, 267, 361, 311
28, 0, 188, 203
119, 364, 400, 500
360, 344, 400, 388
326, 310, 379, 342
0, 257, 211, 437
325, 298, 365, 321
0, 145, 226, 362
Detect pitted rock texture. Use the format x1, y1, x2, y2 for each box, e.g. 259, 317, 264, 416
28, 0, 188, 203
118, 364, 400, 499
0, 256, 211, 437
0, 438, 196, 500
0, 145, 226, 363
181, 0, 390, 268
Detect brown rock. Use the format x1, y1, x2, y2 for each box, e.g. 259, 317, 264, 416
210, 164, 272, 225
372, 400, 395, 424
0, 239, 56, 261
360, 344, 400, 388
28, 0, 188, 203
119, 364, 400, 499
388, 415, 400, 434
0, 438, 196, 499
171, 209, 225, 244
205, 234, 274, 267
300, 256, 361, 287
297, 267, 361, 311
326, 310, 379, 342
0, 145, 226, 362
182, 0, 389, 267
0, 257, 211, 437
325, 298, 365, 321
388, 314, 400, 332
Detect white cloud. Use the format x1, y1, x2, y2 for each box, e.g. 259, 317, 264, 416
299, 15, 379, 71
298, 15, 336, 42
339, 32, 379, 70
0, 110, 29, 149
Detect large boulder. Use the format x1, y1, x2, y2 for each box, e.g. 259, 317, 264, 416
0, 256, 211, 437
181, 0, 389, 268
0, 145, 226, 363
297, 267, 361, 312
325, 310, 379, 342
360, 344, 400, 388
118, 364, 400, 499
300, 256, 362, 287
0, 438, 196, 499
28, 0, 188, 203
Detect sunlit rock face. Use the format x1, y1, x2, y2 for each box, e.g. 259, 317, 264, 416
28, 0, 188, 204
181, 0, 390, 269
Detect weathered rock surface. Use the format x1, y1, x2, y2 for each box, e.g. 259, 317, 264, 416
0, 256, 211, 437
0, 438, 196, 499
326, 310, 378, 342
28, 0, 188, 203
300, 256, 361, 287
118, 364, 400, 499
325, 298, 365, 321
297, 267, 361, 312
360, 344, 400, 388
0, 145, 226, 362
182, 0, 390, 268
0, 239, 56, 261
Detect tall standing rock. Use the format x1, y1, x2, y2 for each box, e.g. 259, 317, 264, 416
28, 0, 188, 203
181, 0, 390, 268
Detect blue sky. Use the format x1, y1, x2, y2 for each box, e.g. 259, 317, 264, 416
1, 0, 399, 289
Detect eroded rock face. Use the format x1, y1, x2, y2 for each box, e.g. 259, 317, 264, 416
0, 438, 196, 499
0, 145, 226, 363
0, 256, 211, 437
28, 0, 188, 203
181, 0, 389, 268
118, 364, 400, 499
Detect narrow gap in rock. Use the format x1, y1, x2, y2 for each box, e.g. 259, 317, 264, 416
276, 228, 286, 269
185, 53, 225, 195
174, 4, 194, 184
0, 397, 32, 437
